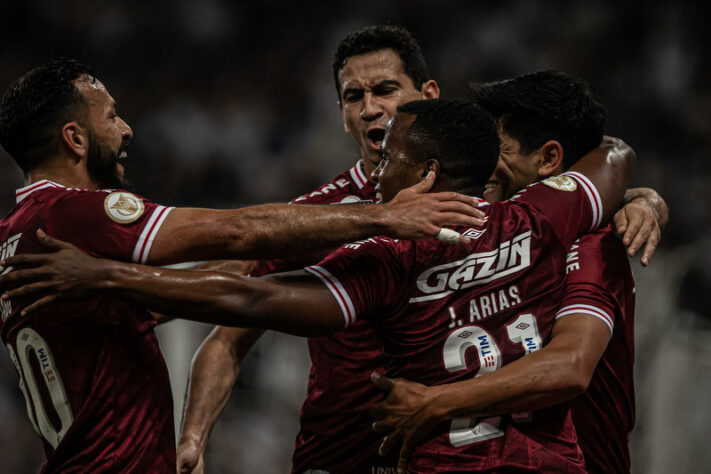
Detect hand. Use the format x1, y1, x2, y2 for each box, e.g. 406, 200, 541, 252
384, 172, 485, 244
370, 372, 445, 474
177, 435, 205, 474
0, 229, 108, 315
613, 197, 663, 266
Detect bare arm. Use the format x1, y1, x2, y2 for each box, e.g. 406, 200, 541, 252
177, 327, 264, 474
568, 136, 635, 223
0, 232, 345, 336
370, 313, 610, 470
147, 173, 483, 264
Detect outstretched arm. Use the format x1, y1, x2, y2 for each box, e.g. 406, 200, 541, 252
147, 173, 483, 264
1, 231, 344, 336
177, 327, 263, 474
370, 313, 610, 471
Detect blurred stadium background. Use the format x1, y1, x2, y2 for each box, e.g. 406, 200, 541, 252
1, 1, 709, 472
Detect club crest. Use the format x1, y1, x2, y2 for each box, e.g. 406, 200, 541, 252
104, 192, 145, 224
542, 175, 577, 192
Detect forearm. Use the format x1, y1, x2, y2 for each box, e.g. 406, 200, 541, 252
624, 187, 669, 229
430, 346, 588, 420
156, 203, 392, 264
101, 261, 263, 326
180, 329, 242, 452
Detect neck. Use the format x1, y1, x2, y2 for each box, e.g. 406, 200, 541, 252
361, 158, 377, 183
26, 159, 98, 190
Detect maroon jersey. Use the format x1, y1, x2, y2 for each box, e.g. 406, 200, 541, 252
0, 180, 175, 473
252, 161, 394, 473
307, 172, 603, 473
558, 227, 635, 473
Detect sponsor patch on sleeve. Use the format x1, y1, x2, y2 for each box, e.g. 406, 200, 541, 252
542, 175, 577, 192
104, 192, 145, 224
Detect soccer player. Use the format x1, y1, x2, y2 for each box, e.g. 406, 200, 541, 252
1, 98, 634, 472
0, 59, 483, 472
178, 25, 439, 474
178, 27, 663, 474
369, 71, 668, 473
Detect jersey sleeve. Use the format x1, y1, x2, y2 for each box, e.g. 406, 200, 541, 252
304, 238, 404, 327
555, 229, 631, 336
46, 190, 173, 263
513, 171, 603, 246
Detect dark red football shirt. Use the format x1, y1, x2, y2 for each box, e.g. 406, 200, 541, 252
252, 161, 396, 474
0, 180, 175, 473
558, 227, 635, 473
307, 172, 603, 473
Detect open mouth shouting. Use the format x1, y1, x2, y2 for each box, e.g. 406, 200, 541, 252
366, 127, 386, 151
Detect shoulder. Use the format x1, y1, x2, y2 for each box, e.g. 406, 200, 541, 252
291, 161, 376, 205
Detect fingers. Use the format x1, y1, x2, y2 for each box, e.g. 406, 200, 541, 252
407, 171, 436, 194
613, 208, 628, 234
0, 268, 51, 291
1, 253, 50, 269
36, 228, 74, 250
372, 419, 393, 433
640, 227, 661, 267
379, 430, 403, 457
21, 294, 58, 316
397, 439, 415, 474
436, 228, 463, 244
626, 217, 655, 258
371, 371, 395, 391
621, 215, 642, 250
2, 280, 55, 302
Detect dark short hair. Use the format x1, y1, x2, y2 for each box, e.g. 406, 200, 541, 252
396, 98, 499, 190
0, 58, 94, 173
469, 70, 606, 170
332, 25, 430, 101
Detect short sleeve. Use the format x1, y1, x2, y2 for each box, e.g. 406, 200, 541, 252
555, 229, 631, 336
512, 171, 603, 246
305, 238, 403, 327
46, 190, 173, 263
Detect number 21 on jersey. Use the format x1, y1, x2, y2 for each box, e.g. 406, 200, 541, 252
443, 313, 542, 447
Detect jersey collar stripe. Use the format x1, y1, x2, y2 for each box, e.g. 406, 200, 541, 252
349, 160, 368, 189
132, 206, 174, 263
555, 304, 614, 335
304, 265, 355, 326
563, 172, 603, 230
15, 180, 63, 203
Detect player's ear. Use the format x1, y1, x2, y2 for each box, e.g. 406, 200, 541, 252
422, 159, 440, 178
537, 140, 564, 178
60, 122, 89, 161
420, 80, 440, 99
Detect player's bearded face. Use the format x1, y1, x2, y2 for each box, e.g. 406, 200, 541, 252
86, 129, 131, 189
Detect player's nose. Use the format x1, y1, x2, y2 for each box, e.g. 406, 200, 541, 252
361, 93, 383, 121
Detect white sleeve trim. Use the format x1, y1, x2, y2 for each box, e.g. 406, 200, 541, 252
131, 206, 174, 263
555, 303, 614, 336
305, 265, 355, 327
562, 171, 603, 231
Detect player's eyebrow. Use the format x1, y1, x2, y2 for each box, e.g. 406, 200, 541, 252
342, 79, 402, 99
372, 79, 401, 89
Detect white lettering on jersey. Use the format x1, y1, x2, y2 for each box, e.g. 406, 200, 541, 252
410, 232, 532, 302
566, 240, 580, 273
1, 233, 21, 321
343, 237, 397, 251
449, 284, 521, 325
